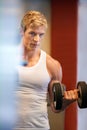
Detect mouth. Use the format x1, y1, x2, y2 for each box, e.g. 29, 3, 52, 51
30, 43, 39, 48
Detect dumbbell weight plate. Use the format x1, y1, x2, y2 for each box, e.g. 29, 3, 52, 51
52, 82, 65, 110
77, 81, 87, 108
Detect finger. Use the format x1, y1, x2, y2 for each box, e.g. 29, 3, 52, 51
64, 91, 72, 99
64, 90, 78, 100
73, 89, 78, 99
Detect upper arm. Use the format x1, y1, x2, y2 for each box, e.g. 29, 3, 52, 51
47, 55, 63, 112
46, 54, 62, 82
54, 60, 62, 82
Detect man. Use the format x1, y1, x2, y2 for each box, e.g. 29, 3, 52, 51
15, 10, 78, 130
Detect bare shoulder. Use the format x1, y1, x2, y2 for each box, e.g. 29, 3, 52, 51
46, 54, 62, 81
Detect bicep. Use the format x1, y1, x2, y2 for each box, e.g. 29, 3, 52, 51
57, 62, 62, 82
52, 61, 63, 82
46, 55, 63, 81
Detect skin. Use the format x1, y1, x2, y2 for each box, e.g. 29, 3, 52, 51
21, 24, 78, 113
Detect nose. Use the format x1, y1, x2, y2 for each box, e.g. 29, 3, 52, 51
34, 34, 40, 42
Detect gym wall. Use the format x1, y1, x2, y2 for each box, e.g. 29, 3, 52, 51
51, 0, 87, 130
77, 1, 87, 130
51, 0, 78, 130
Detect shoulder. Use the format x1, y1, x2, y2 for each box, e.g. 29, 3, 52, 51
46, 54, 62, 82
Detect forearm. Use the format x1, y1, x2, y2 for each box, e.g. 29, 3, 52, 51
50, 98, 77, 113
61, 98, 77, 110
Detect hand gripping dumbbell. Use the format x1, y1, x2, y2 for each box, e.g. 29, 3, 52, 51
52, 81, 87, 110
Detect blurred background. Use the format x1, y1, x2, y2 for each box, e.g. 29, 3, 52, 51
0, 0, 87, 130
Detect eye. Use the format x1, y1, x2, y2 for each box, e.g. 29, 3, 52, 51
39, 33, 44, 38
29, 32, 36, 36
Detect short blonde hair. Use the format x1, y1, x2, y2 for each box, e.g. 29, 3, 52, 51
21, 10, 48, 32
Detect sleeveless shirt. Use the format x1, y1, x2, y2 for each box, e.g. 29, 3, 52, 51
15, 50, 51, 130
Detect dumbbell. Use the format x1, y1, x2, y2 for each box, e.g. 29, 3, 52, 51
52, 81, 87, 110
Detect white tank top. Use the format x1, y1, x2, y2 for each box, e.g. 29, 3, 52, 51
15, 50, 51, 130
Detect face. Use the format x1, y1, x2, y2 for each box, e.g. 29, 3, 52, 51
22, 25, 46, 51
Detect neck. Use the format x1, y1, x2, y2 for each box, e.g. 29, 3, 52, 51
22, 47, 41, 61
22, 49, 41, 67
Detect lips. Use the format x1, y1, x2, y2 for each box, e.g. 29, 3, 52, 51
30, 43, 39, 48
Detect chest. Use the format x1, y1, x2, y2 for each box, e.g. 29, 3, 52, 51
18, 66, 50, 92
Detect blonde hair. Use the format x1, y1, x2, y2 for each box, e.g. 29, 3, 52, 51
21, 10, 48, 32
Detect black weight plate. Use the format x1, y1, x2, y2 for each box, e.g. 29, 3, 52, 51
77, 81, 87, 108
52, 83, 63, 110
